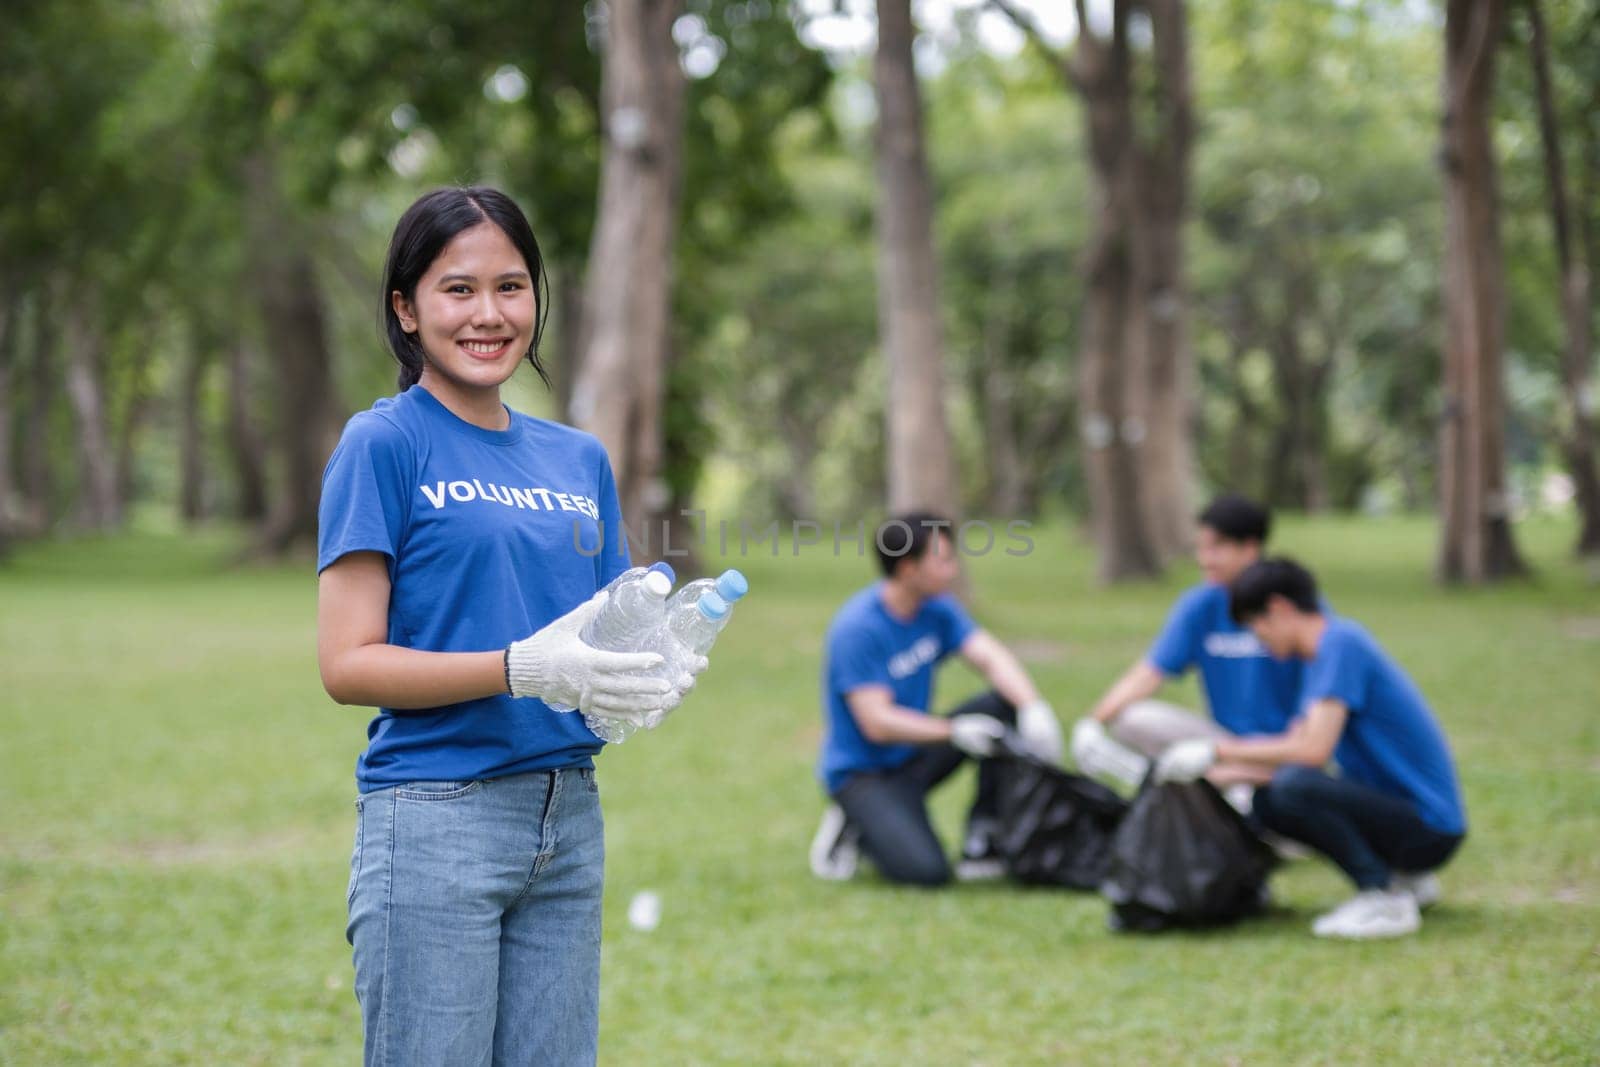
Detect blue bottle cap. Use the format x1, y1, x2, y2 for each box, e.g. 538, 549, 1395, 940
714, 569, 748, 602
647, 561, 676, 584
696, 591, 730, 620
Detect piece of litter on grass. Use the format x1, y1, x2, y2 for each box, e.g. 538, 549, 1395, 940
628, 890, 661, 932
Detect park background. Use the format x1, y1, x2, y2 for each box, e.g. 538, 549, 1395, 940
2, 0, 1597, 1062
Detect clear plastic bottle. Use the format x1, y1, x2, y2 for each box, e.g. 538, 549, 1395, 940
581, 568, 672, 650
640, 590, 734, 729
598, 560, 676, 596
546, 564, 674, 718
664, 589, 731, 661
666, 569, 748, 615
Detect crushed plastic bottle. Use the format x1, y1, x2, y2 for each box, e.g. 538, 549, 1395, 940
640, 581, 741, 729
546, 563, 674, 721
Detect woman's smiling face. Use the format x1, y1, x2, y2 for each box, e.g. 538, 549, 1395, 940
391, 220, 537, 404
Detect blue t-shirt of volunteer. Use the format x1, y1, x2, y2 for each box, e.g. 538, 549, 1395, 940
1147, 583, 1302, 736
317, 385, 633, 792
1300, 618, 1466, 835
817, 584, 978, 794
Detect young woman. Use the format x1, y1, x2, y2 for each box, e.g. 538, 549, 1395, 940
317, 187, 700, 1064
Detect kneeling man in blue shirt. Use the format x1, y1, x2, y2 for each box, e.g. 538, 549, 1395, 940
809, 512, 1063, 887
1154, 557, 1467, 939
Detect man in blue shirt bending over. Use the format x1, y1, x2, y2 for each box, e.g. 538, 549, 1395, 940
1153, 557, 1467, 939
809, 512, 1064, 887
1071, 494, 1305, 790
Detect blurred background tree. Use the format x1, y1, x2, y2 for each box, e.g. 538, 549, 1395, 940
1, 0, 1593, 582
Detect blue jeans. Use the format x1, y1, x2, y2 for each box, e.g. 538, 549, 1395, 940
832, 691, 1017, 887
347, 768, 604, 1066
1253, 766, 1463, 891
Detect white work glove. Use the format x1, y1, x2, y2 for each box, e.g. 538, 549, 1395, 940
505, 591, 672, 724
642, 653, 710, 730
1016, 699, 1064, 762
1153, 738, 1217, 784
949, 713, 1007, 758
1071, 717, 1151, 787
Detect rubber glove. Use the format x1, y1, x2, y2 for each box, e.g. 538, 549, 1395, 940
1016, 699, 1064, 761
1153, 738, 1217, 784
1070, 717, 1151, 786
950, 713, 1007, 757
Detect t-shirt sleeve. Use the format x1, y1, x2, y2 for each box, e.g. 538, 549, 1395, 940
593, 447, 632, 588
930, 595, 979, 659
831, 626, 892, 695
1301, 626, 1369, 714
1148, 590, 1205, 676
317, 413, 412, 575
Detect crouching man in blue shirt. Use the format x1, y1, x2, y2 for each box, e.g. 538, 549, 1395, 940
1070, 495, 1305, 791
808, 513, 1064, 887
1154, 557, 1467, 939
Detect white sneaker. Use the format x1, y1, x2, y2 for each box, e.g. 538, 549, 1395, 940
1392, 871, 1441, 910
808, 805, 859, 881
955, 821, 1007, 882
1311, 889, 1421, 940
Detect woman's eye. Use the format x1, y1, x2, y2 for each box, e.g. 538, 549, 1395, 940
500, 282, 524, 292
448, 284, 471, 294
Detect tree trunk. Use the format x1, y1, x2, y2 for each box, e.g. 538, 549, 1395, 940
552, 260, 585, 424
114, 349, 153, 516
63, 292, 122, 530
1135, 0, 1197, 560
179, 321, 213, 523
873, 0, 958, 518
994, 0, 1186, 577
1075, 3, 1161, 581
1527, 0, 1600, 556
20, 293, 54, 534
0, 288, 17, 541
0, 289, 17, 514
225, 336, 270, 523
1437, 0, 1527, 582
568, 0, 686, 556
243, 153, 340, 554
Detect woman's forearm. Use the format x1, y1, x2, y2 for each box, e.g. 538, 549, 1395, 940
321, 645, 508, 709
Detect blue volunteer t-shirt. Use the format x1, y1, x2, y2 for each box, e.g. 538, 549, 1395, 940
1300, 618, 1466, 835
317, 385, 633, 792
817, 584, 978, 794
1148, 583, 1302, 736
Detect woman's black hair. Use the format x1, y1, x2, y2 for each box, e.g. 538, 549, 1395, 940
380, 186, 552, 391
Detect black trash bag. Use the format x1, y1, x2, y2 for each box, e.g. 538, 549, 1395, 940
993, 750, 1130, 890
1100, 778, 1275, 932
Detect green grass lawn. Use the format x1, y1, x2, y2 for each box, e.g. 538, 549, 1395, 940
2, 515, 1597, 1064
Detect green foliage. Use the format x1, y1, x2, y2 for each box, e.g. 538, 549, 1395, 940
3, 518, 1597, 1061
1190, 0, 1444, 510
4, 0, 1594, 543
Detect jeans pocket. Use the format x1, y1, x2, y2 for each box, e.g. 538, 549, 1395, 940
394, 780, 482, 801
578, 768, 599, 795
347, 796, 365, 907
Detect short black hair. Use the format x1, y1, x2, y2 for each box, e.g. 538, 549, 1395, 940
1229, 557, 1320, 623
1198, 493, 1271, 544
875, 512, 953, 577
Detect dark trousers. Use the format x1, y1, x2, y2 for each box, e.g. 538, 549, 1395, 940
1253, 765, 1464, 891
831, 691, 1015, 888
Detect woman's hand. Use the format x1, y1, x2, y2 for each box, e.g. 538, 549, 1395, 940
506, 591, 673, 722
